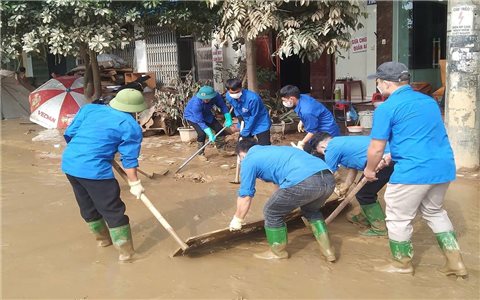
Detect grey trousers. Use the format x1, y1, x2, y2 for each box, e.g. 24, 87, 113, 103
263, 171, 335, 228
385, 182, 454, 242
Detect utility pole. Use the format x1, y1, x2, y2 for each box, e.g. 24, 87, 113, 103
445, 0, 480, 171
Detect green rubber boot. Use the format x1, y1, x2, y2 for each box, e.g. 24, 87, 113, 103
375, 240, 414, 274
254, 226, 289, 260
436, 231, 468, 277
109, 224, 135, 262
87, 219, 112, 247
310, 220, 336, 262
346, 210, 369, 227
359, 202, 388, 237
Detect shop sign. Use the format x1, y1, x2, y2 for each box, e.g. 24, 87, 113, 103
351, 36, 368, 53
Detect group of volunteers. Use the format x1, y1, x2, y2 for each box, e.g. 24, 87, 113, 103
61, 61, 467, 277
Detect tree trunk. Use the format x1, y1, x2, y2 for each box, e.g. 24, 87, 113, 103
89, 49, 102, 100
245, 38, 258, 92
445, 0, 480, 171
81, 47, 94, 101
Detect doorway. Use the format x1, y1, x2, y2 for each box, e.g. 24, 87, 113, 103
279, 55, 310, 93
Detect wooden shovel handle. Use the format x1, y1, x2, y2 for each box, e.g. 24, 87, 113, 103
325, 177, 368, 225
139, 194, 188, 250
112, 160, 188, 250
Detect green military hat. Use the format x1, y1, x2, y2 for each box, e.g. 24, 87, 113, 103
109, 88, 147, 113
196, 86, 217, 100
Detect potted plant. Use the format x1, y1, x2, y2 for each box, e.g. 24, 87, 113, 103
262, 90, 297, 134
153, 72, 202, 142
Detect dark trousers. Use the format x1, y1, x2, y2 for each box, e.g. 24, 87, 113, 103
241, 129, 271, 145
263, 171, 335, 227
66, 174, 129, 228
356, 164, 394, 205
190, 119, 225, 143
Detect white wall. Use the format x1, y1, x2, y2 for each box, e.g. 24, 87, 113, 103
335, 3, 377, 101
212, 35, 245, 93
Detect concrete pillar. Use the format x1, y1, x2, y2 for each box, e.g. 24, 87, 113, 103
445, 0, 480, 171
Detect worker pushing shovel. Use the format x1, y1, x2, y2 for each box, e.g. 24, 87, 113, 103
183, 85, 234, 161
62, 88, 147, 263
309, 133, 394, 237
229, 139, 336, 261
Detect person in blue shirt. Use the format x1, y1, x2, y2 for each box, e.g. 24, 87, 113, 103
311, 133, 394, 237
364, 61, 467, 276
280, 85, 340, 150
228, 140, 336, 262
62, 88, 146, 263
184, 85, 233, 158
225, 78, 271, 145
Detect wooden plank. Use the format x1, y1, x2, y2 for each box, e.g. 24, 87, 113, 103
172, 200, 341, 257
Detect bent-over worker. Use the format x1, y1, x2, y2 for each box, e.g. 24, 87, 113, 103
62, 88, 147, 262
225, 78, 271, 145
184, 85, 233, 158
229, 140, 336, 262
280, 85, 340, 150
311, 133, 393, 237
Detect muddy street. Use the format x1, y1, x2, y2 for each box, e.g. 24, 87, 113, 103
1, 120, 479, 299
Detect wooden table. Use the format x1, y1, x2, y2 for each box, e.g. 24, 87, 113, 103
333, 80, 364, 101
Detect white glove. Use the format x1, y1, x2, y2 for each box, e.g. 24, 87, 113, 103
290, 141, 305, 150
297, 120, 305, 133
128, 180, 144, 199
336, 183, 351, 197
229, 216, 245, 231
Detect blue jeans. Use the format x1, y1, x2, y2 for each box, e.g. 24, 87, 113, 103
263, 171, 335, 228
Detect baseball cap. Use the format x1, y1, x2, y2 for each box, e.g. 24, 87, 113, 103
367, 61, 411, 82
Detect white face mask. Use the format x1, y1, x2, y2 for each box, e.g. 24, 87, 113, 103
282, 100, 294, 108
229, 91, 242, 99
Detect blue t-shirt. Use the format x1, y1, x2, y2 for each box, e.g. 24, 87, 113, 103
294, 94, 340, 137
62, 104, 143, 180
238, 145, 330, 197
184, 93, 229, 130
370, 85, 455, 184
325, 136, 390, 172
226, 89, 271, 136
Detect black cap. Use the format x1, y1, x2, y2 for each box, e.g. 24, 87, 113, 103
367, 61, 410, 82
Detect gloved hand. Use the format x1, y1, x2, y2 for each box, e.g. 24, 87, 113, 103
128, 180, 144, 199
297, 120, 305, 133
291, 141, 305, 150
290, 142, 302, 150
336, 182, 351, 197
203, 127, 216, 142
229, 216, 245, 231
224, 113, 233, 127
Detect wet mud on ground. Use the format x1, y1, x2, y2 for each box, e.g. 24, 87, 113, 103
1, 120, 479, 299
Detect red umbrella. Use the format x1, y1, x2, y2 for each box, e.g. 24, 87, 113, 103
29, 76, 87, 129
